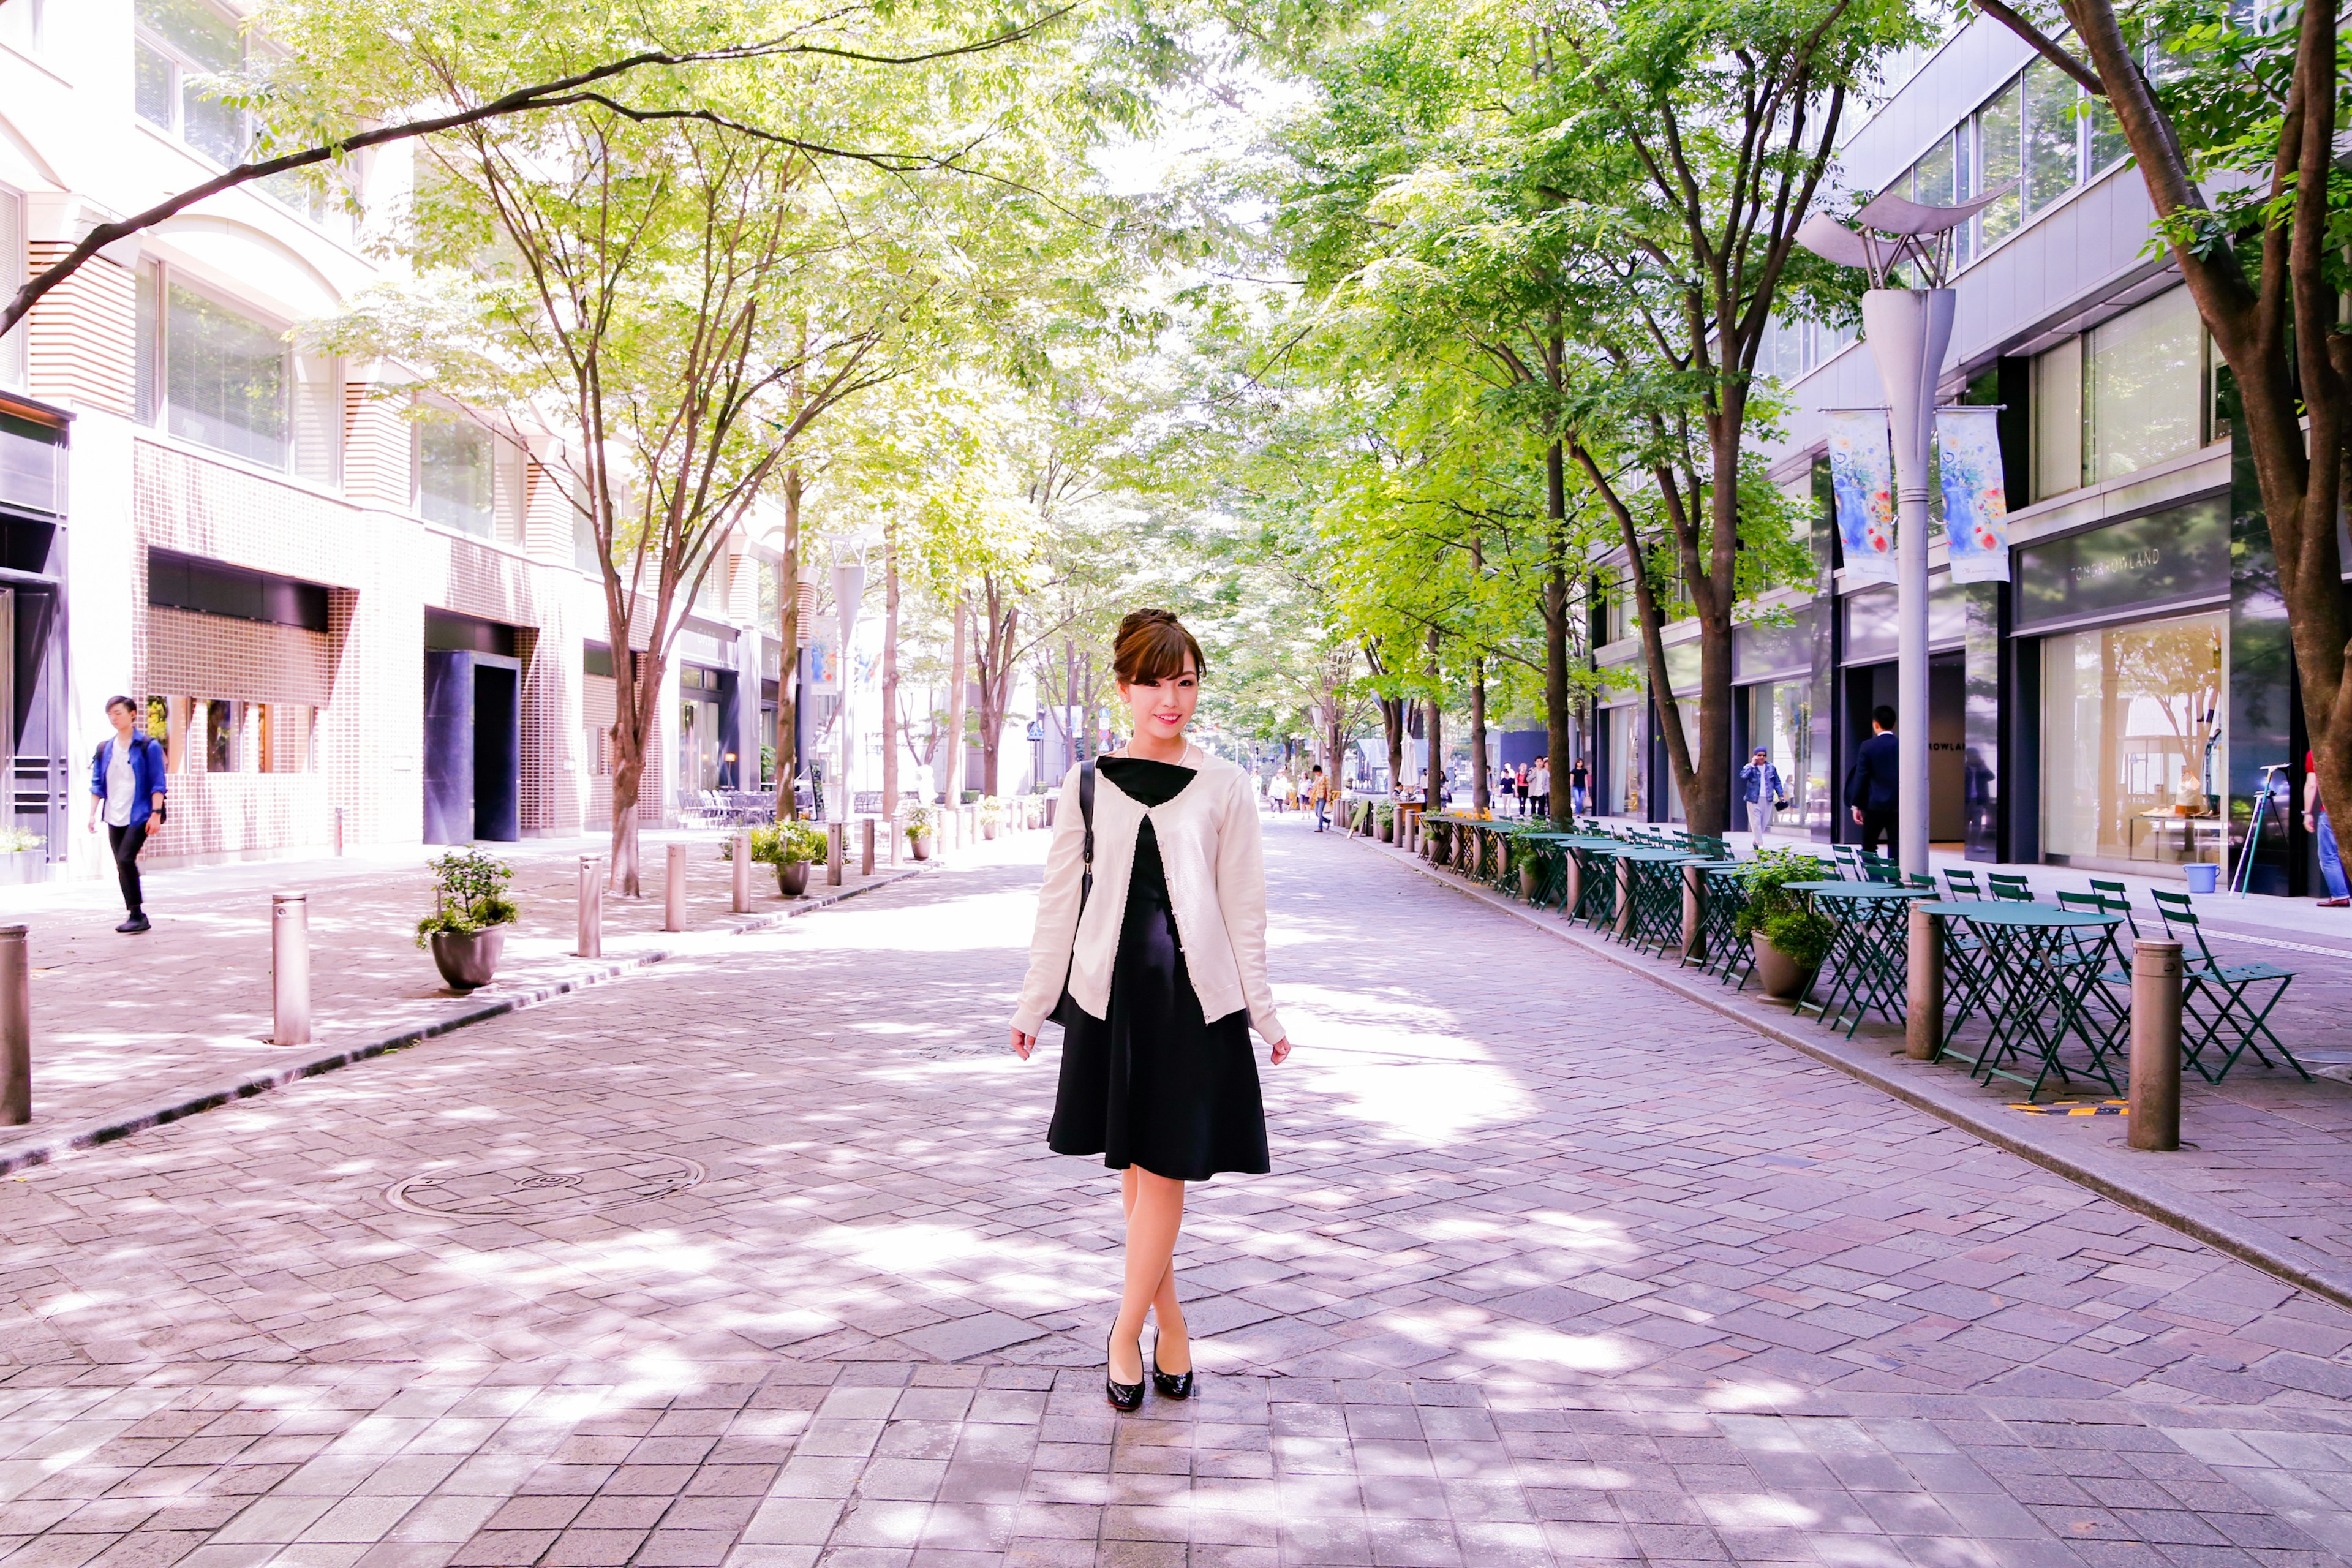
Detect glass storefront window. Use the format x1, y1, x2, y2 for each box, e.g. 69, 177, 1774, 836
1605, 706, 1643, 818
2084, 288, 2205, 483
1750, 680, 1818, 835
2042, 611, 2228, 870
2032, 337, 2082, 500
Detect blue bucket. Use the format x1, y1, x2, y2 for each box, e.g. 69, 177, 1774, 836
2184, 862, 2219, 894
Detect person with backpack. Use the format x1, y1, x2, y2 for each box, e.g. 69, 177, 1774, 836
86, 695, 167, 933
1306, 764, 1331, 831
1009, 609, 1288, 1414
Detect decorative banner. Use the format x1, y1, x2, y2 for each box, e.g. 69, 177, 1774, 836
1937, 405, 2011, 583
1825, 410, 1896, 584
804, 637, 840, 694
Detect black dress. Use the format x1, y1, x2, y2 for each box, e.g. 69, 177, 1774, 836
1048, 756, 1269, 1180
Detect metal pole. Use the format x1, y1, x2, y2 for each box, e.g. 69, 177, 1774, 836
732, 829, 752, 913
1862, 288, 1956, 881
272, 893, 311, 1047
888, 813, 900, 866
2129, 938, 2184, 1152
1616, 857, 1635, 941
1564, 853, 1582, 921
333, 805, 345, 856
827, 822, 843, 886
0, 925, 29, 1126
576, 856, 602, 958
664, 843, 687, 932
861, 818, 875, 877
1905, 904, 1943, 1061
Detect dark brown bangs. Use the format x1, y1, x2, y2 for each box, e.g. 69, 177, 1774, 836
1112, 610, 1207, 686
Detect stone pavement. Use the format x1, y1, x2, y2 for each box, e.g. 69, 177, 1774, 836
1370, 824, 2352, 1303
2, 816, 2351, 1568
0, 825, 988, 1173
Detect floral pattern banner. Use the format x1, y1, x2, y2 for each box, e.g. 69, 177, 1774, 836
1826, 411, 1896, 584
1937, 406, 2011, 583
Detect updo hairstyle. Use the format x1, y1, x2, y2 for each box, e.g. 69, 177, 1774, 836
1112, 609, 1206, 688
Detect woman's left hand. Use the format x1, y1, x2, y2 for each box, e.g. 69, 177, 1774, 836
1268, 1038, 1290, 1066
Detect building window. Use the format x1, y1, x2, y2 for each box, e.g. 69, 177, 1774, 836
2031, 337, 2082, 502
205, 698, 241, 773
164, 281, 290, 467
0, 0, 43, 52
418, 412, 494, 533
2041, 611, 2227, 872
0, 186, 23, 388
2084, 288, 2207, 483
135, 0, 249, 167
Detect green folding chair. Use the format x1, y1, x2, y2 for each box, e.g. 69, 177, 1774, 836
1942, 868, 1985, 900
2147, 890, 2307, 1083
2086, 877, 2141, 937
1988, 873, 2036, 903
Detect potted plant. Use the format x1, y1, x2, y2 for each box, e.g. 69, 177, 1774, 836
415, 847, 518, 990
729, 821, 826, 895
1375, 800, 1394, 842
1509, 826, 1545, 901
905, 804, 935, 861
1734, 847, 1833, 1001
0, 827, 43, 887
978, 796, 1005, 840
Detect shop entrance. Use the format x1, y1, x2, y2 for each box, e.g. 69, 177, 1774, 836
423, 650, 522, 844
1845, 657, 1966, 843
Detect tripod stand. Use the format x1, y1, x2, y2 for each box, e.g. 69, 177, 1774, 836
2231, 763, 2291, 897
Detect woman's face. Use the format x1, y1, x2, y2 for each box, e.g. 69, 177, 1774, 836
1120, 658, 1199, 745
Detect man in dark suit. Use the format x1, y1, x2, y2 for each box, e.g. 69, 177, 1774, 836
1845, 704, 1901, 853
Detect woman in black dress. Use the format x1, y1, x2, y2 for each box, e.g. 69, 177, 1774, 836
1009, 609, 1290, 1411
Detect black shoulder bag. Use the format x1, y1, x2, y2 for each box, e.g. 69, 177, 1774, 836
1050, 762, 1096, 1027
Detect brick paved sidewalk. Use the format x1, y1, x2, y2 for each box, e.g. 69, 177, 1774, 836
1, 819, 2349, 1568
1361, 826, 2352, 1303
0, 823, 1035, 1172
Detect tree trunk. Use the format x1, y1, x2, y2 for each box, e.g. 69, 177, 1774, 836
880, 518, 900, 820
1544, 443, 1573, 828
771, 464, 802, 822
1469, 536, 1488, 813
975, 575, 1018, 798
941, 597, 968, 804
1423, 627, 1444, 815
609, 647, 663, 897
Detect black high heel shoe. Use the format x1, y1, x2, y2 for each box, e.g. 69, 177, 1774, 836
1105, 1332, 1144, 1412
1150, 1332, 1194, 1400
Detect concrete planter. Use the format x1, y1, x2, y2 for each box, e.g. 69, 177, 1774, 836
0, 852, 38, 887
430, 926, 508, 991
910, 837, 932, 861
1750, 933, 1816, 1003
1519, 861, 1541, 902
777, 861, 810, 897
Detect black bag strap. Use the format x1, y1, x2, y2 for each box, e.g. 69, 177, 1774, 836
1077, 760, 1095, 908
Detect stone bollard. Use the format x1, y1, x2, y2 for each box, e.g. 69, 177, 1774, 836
273, 894, 311, 1047
576, 857, 603, 958
1045, 796, 1058, 829
861, 818, 876, 877
1681, 863, 1704, 963
1564, 853, 1583, 919
1905, 904, 1943, 1060
1, 925, 28, 1126
1615, 857, 1635, 941
731, 830, 752, 914
827, 822, 844, 886
665, 843, 688, 932
888, 814, 901, 867
2129, 939, 2185, 1152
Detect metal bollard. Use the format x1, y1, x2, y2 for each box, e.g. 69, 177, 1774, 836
732, 829, 752, 913
861, 818, 876, 876
576, 856, 602, 958
665, 843, 687, 932
827, 822, 844, 886
1, 925, 28, 1126
1681, 863, 1703, 963
1615, 858, 1635, 941
888, 814, 901, 866
2129, 939, 2185, 1152
333, 805, 346, 856
273, 894, 311, 1047
1563, 854, 1583, 919
1905, 904, 1943, 1061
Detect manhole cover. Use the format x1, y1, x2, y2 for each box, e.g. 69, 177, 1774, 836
386, 1152, 706, 1218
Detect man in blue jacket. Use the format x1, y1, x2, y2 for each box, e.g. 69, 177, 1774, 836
1845, 704, 1900, 854
86, 696, 167, 933
1738, 747, 1787, 842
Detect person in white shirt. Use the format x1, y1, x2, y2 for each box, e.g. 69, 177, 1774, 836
85, 695, 167, 933
1011, 609, 1289, 1414
1529, 760, 1550, 820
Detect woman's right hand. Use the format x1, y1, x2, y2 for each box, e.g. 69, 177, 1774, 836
1009, 1028, 1035, 1061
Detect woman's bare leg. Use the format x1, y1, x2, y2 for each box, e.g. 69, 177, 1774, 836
1119, 1168, 1190, 1373
1109, 1169, 1185, 1384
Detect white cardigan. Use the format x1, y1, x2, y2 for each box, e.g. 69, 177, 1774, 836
1012, 747, 1286, 1044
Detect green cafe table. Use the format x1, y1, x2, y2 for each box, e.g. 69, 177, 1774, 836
1914, 900, 2128, 1101
1608, 846, 1694, 954
1555, 838, 1641, 929
1677, 859, 1746, 976
1515, 831, 1601, 910
1785, 881, 1937, 1038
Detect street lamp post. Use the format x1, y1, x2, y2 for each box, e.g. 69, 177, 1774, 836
1861, 288, 1955, 879
1800, 186, 2005, 880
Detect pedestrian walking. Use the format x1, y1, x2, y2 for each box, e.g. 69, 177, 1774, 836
1530, 758, 1550, 820
1567, 756, 1589, 816
1846, 705, 1900, 852
1011, 608, 1289, 1413
86, 695, 167, 934
1307, 764, 1330, 831
1739, 747, 1788, 842
2306, 751, 2348, 907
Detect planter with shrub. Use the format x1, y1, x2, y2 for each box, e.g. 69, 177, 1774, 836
1733, 846, 1833, 1001
905, 805, 935, 861
415, 847, 518, 990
